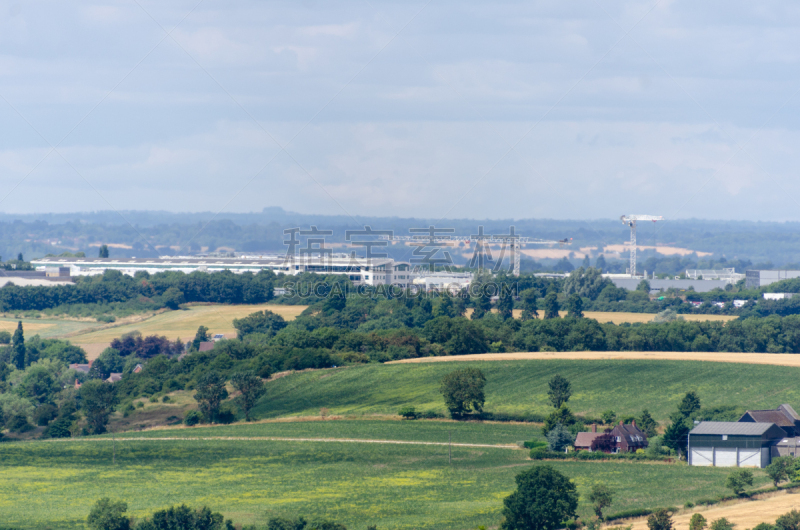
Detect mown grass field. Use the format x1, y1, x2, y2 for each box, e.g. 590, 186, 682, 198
70, 304, 307, 344
253, 360, 800, 422
0, 316, 98, 339
0, 421, 771, 529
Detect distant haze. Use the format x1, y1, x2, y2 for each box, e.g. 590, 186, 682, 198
2, 2, 800, 220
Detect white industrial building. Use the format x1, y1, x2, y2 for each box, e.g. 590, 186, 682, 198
31, 255, 421, 289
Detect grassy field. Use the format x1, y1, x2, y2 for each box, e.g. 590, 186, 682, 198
70, 304, 307, 347
0, 421, 771, 529
0, 316, 98, 339
252, 360, 800, 422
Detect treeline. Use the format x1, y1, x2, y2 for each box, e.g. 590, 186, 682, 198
0, 269, 275, 312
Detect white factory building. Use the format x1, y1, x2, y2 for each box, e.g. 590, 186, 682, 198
30, 256, 457, 290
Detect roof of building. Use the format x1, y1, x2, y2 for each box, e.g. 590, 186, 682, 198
106, 373, 122, 383
611, 423, 648, 445
741, 410, 796, 427
690, 421, 782, 436
198, 342, 215, 352
69, 363, 92, 374
31, 256, 393, 267
780, 404, 800, 420
574, 432, 603, 447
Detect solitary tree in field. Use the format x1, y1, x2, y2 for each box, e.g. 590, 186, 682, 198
588, 484, 615, 519
439, 368, 486, 418
12, 321, 25, 370
194, 371, 229, 423
98, 245, 109, 258
231, 371, 266, 422
709, 518, 735, 530
547, 375, 572, 408
501, 465, 578, 530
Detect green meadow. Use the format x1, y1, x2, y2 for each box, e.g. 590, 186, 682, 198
254, 359, 800, 422
0, 422, 771, 529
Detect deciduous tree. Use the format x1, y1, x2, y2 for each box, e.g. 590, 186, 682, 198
726, 469, 754, 496
231, 371, 265, 422
588, 484, 614, 519
194, 371, 229, 423
500, 465, 578, 530
547, 375, 572, 408
80, 380, 118, 435
87, 498, 130, 530
439, 367, 486, 418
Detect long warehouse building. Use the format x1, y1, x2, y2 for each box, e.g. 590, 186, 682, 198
30, 256, 416, 289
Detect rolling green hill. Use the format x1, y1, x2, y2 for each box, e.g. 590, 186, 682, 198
254, 359, 800, 422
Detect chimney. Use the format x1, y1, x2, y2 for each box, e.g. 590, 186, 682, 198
619, 420, 623, 426
592, 423, 597, 433
632, 420, 636, 427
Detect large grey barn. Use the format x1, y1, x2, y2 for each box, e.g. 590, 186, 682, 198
688, 422, 786, 468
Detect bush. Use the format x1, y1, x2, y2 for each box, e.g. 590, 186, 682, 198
86, 498, 130, 530
710, 518, 735, 530
96, 315, 116, 323
215, 404, 236, 425
7, 413, 33, 433
776, 509, 800, 530
162, 395, 171, 403
398, 406, 417, 420
149, 396, 158, 403
726, 469, 754, 496
606, 508, 653, 521
184, 410, 202, 426
136, 401, 144, 408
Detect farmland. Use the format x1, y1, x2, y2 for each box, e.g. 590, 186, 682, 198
250, 360, 800, 422
0, 421, 772, 529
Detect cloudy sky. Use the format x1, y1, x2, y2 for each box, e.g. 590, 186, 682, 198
1, 1, 800, 220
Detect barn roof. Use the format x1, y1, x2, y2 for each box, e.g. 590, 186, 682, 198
741, 410, 795, 427
690, 421, 780, 436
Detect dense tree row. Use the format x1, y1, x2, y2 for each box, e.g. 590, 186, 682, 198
0, 269, 275, 312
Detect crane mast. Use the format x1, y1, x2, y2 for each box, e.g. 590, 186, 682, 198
620, 215, 663, 278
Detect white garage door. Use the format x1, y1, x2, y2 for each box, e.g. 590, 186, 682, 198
715, 448, 738, 467
691, 448, 714, 466
739, 449, 760, 467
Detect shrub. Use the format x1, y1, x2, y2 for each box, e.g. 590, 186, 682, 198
398, 406, 417, 420
136, 401, 144, 408
7, 413, 33, 433
647, 509, 673, 530
33, 404, 57, 426
726, 469, 754, 496
162, 396, 171, 403
184, 410, 202, 426
709, 518, 735, 530
86, 498, 130, 530
689, 514, 706, 530
149, 396, 158, 403
753, 524, 777, 530
776, 509, 800, 530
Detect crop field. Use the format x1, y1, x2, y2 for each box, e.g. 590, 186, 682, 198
70, 303, 307, 347
252, 360, 800, 422
463, 309, 737, 324
393, 351, 800, 369
0, 422, 770, 529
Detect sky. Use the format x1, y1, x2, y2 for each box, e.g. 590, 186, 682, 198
1, 1, 800, 221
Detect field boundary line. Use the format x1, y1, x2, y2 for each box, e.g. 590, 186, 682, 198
38, 436, 521, 449
388, 351, 800, 368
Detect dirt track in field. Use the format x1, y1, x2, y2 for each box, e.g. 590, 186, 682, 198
390, 351, 800, 368
625, 491, 800, 530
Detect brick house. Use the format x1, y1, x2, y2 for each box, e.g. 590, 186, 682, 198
575, 421, 649, 453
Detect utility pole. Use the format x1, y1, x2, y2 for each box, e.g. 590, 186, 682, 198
112, 430, 116, 465
449, 432, 452, 465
